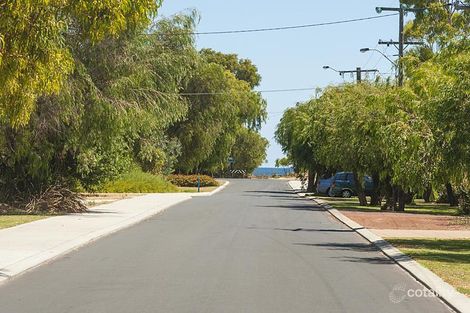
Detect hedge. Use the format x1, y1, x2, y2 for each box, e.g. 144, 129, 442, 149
168, 174, 219, 187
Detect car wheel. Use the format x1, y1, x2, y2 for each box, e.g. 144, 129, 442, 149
341, 190, 352, 198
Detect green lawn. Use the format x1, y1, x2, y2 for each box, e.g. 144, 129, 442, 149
387, 238, 470, 296
314, 196, 459, 216
0, 215, 48, 229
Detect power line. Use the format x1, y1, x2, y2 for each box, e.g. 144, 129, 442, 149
178, 87, 317, 96
362, 43, 379, 68
192, 13, 398, 35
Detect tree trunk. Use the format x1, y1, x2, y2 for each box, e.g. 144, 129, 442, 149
353, 172, 367, 206
306, 167, 316, 193
313, 167, 324, 191
423, 186, 432, 203
369, 172, 381, 206
396, 187, 406, 212
391, 186, 398, 211
381, 177, 393, 210
405, 190, 414, 205
446, 183, 458, 206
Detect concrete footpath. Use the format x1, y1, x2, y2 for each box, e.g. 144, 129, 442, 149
372, 229, 470, 239
0, 182, 228, 285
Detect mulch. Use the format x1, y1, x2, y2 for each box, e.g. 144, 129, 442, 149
341, 210, 470, 230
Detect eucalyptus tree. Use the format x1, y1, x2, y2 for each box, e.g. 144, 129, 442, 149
275, 102, 322, 192
309, 83, 393, 205
200, 49, 262, 88
0, 0, 160, 127
0, 12, 197, 198
174, 50, 267, 174
407, 38, 470, 212
403, 0, 470, 47
231, 128, 269, 174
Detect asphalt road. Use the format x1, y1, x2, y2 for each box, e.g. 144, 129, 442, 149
0, 179, 453, 313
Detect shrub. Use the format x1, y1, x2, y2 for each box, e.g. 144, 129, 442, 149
97, 169, 177, 193
168, 174, 218, 187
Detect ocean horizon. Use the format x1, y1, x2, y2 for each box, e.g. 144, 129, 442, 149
252, 167, 294, 177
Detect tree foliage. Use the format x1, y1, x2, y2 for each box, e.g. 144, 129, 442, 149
0, 10, 268, 203
276, 34, 470, 212
0, 0, 160, 127
173, 48, 267, 173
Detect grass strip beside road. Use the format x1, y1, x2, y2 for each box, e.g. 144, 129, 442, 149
0, 215, 48, 230
387, 238, 470, 296
315, 196, 459, 216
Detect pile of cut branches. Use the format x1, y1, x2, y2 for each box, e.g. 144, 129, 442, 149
24, 185, 87, 214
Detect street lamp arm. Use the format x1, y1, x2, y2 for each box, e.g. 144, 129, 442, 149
373, 49, 397, 67
361, 48, 397, 67
322, 65, 340, 74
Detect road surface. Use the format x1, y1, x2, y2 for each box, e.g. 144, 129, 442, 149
0, 179, 452, 313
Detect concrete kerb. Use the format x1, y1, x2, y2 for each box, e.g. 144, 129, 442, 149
287, 181, 470, 313
189, 180, 230, 197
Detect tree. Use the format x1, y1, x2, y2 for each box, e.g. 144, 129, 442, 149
275, 102, 322, 192
231, 128, 269, 173
0, 0, 160, 127
200, 49, 261, 88
0, 12, 196, 199
173, 49, 267, 174
408, 38, 470, 208
275, 157, 291, 168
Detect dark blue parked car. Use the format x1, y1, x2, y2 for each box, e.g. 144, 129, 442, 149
328, 172, 374, 198
316, 176, 334, 195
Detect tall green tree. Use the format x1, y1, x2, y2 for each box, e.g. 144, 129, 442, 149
0, 12, 196, 198
173, 50, 267, 173
0, 0, 160, 127
231, 128, 269, 173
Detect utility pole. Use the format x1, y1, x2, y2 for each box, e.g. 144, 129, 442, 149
399, 8, 404, 86
376, 4, 425, 86
323, 66, 378, 83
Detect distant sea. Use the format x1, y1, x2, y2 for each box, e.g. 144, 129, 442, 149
252, 167, 294, 177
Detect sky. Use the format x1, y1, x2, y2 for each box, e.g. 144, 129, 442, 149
158, 0, 402, 167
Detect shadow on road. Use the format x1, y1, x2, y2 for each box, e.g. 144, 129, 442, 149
245, 190, 294, 195
294, 242, 377, 251
294, 242, 395, 264
256, 204, 324, 212
275, 228, 354, 233
338, 256, 394, 264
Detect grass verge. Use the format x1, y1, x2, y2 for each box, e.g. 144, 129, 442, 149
97, 170, 177, 193
387, 238, 470, 296
0, 215, 48, 229
315, 196, 459, 216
